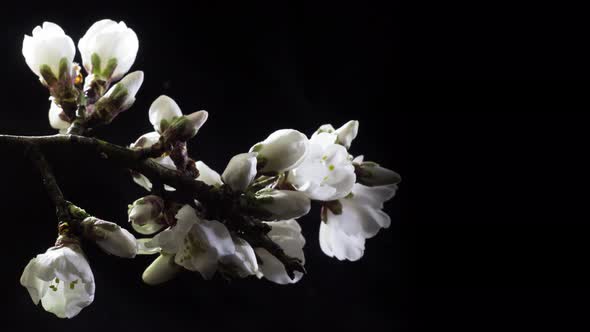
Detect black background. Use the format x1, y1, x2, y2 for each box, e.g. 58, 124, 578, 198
0, 1, 402, 332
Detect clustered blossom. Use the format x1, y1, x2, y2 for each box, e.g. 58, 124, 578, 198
17, 18, 400, 319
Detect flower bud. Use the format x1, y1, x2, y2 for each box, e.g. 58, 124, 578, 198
355, 160, 401, 186
222, 152, 257, 192
142, 253, 181, 285
256, 189, 311, 220
160, 111, 208, 142
89, 71, 144, 125
22, 22, 75, 84
48, 101, 71, 133
78, 19, 139, 81
128, 195, 166, 235
249, 129, 309, 173
81, 217, 137, 258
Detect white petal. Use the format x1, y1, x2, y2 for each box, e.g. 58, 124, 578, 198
319, 221, 365, 261
148, 95, 183, 133
22, 22, 75, 79
258, 190, 311, 220
48, 101, 70, 130
195, 161, 223, 187
78, 19, 138, 80
130, 131, 161, 149
256, 219, 305, 284
142, 253, 181, 285
222, 152, 257, 192
335, 120, 359, 149
250, 129, 309, 173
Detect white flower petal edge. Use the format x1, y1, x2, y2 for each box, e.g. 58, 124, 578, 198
78, 19, 139, 80
221, 152, 258, 192
249, 129, 309, 173
20, 244, 95, 318
255, 219, 305, 284
22, 22, 75, 79
288, 133, 356, 201
320, 183, 397, 261
195, 161, 223, 187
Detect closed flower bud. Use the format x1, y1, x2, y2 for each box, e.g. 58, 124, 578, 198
128, 195, 166, 235
221, 152, 257, 192
22, 22, 75, 84
249, 129, 309, 173
48, 101, 71, 133
142, 253, 181, 285
162, 110, 208, 143
353, 156, 401, 186
89, 71, 144, 124
256, 189, 311, 220
148, 95, 208, 142
81, 217, 137, 258
78, 19, 139, 81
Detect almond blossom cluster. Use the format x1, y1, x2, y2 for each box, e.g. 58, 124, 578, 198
17, 19, 401, 319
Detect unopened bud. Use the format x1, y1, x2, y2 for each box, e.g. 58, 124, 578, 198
128, 195, 166, 235
162, 110, 208, 143
142, 253, 181, 285
256, 189, 311, 220
81, 217, 137, 258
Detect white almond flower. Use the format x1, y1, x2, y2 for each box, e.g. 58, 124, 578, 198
255, 189, 311, 220
353, 155, 402, 187
141, 205, 236, 280
78, 19, 139, 81
255, 219, 305, 285
312, 120, 359, 149
249, 129, 309, 173
148, 95, 208, 143
287, 132, 356, 201
129, 131, 176, 191
128, 195, 166, 235
22, 22, 75, 82
20, 239, 95, 318
196, 157, 256, 192
319, 183, 397, 261
48, 101, 71, 133
222, 153, 258, 192
81, 217, 138, 258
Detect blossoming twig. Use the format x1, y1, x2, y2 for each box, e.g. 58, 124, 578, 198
11, 19, 400, 318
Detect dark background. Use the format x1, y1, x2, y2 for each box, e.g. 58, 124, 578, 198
0, 1, 402, 332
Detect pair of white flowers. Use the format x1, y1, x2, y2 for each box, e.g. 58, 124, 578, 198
20, 218, 137, 318
23, 20, 143, 132
23, 20, 137, 84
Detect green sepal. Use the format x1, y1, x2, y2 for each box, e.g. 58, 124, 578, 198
58, 57, 70, 81
102, 58, 118, 79
91, 53, 102, 75
39, 65, 58, 86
